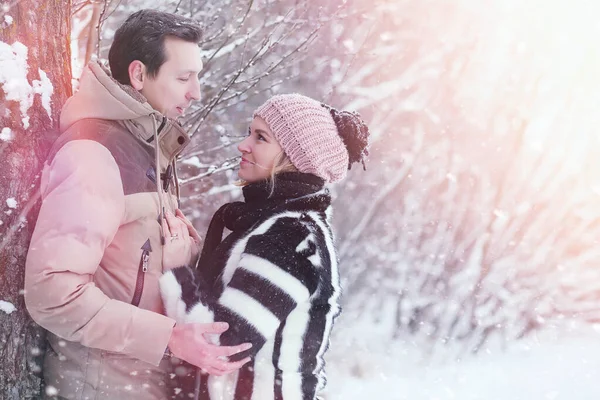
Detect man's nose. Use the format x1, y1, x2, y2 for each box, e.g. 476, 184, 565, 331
187, 80, 201, 101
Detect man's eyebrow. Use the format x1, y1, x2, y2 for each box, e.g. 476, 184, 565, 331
178, 69, 201, 74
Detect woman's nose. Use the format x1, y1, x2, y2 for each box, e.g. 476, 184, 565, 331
238, 137, 251, 153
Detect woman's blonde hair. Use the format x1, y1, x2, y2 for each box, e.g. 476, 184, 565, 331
237, 151, 297, 196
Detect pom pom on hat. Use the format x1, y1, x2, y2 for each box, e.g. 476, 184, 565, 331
321, 104, 370, 170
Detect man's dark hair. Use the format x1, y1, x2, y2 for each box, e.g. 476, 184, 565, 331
108, 10, 203, 85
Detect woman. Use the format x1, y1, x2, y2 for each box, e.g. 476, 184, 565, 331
160, 93, 370, 400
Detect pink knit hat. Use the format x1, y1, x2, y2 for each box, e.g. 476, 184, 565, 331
253, 93, 350, 183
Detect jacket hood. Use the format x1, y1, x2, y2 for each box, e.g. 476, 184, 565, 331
60, 62, 191, 160
58, 61, 192, 248
60, 62, 157, 132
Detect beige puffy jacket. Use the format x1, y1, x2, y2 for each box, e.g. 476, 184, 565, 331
25, 62, 191, 400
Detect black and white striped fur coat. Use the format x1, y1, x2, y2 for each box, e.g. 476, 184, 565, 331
159, 173, 341, 400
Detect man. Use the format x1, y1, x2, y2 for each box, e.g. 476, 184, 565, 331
24, 10, 249, 400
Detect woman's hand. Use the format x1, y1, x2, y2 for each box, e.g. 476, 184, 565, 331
175, 208, 201, 261
162, 210, 195, 271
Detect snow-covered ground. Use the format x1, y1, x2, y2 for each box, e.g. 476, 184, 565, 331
324, 324, 600, 399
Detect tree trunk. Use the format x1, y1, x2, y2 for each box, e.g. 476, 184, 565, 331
0, 1, 72, 398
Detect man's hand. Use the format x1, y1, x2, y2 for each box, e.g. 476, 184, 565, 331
168, 322, 252, 375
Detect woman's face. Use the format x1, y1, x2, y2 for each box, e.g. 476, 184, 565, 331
237, 116, 284, 183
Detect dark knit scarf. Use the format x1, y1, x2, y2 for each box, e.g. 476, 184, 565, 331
197, 172, 329, 272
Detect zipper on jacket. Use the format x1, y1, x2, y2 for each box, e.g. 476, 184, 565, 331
132, 239, 152, 306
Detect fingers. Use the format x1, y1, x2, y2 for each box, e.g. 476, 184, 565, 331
202, 357, 251, 376
220, 357, 252, 372
196, 341, 252, 359
164, 210, 189, 241
176, 322, 253, 375
194, 322, 229, 335
210, 342, 253, 358
200, 366, 227, 376
175, 208, 187, 222
163, 211, 180, 235
192, 323, 253, 356
176, 209, 202, 243
234, 357, 252, 369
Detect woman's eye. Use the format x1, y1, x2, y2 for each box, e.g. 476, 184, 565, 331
258, 134, 266, 141
178, 77, 189, 82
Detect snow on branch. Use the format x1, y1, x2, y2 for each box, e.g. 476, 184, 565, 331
178, 156, 241, 185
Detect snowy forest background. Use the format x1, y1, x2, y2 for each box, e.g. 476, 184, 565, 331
2, 0, 600, 398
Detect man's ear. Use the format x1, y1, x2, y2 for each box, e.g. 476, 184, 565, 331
128, 60, 146, 90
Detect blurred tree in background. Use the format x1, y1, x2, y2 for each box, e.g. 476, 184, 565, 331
2, 0, 600, 397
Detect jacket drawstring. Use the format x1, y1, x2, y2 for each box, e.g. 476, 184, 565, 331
173, 159, 181, 208
152, 115, 166, 245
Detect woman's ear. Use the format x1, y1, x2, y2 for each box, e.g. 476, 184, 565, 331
128, 60, 146, 90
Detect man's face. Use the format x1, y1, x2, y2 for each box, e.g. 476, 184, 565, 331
138, 37, 203, 119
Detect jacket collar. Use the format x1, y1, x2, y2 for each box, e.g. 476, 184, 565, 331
61, 61, 191, 163
119, 115, 190, 162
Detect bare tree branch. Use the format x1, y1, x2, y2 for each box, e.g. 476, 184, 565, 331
179, 156, 241, 185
